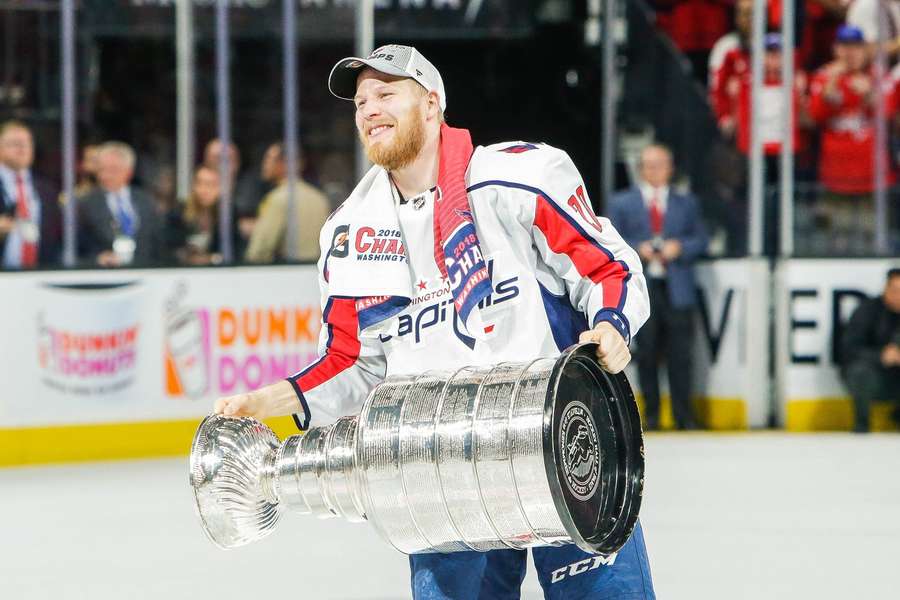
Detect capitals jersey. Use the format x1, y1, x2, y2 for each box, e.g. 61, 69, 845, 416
286, 141, 650, 430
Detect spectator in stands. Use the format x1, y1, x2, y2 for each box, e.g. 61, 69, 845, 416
652, 0, 733, 85
709, 0, 753, 138
727, 33, 811, 159
847, 0, 900, 62
840, 267, 900, 432
722, 32, 813, 253
166, 165, 241, 266
245, 142, 330, 264
78, 142, 163, 267
609, 144, 709, 430
808, 24, 898, 254
202, 138, 271, 258
0, 120, 62, 269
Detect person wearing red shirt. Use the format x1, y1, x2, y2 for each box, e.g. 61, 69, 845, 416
809, 24, 898, 253
709, 0, 753, 138
728, 33, 810, 157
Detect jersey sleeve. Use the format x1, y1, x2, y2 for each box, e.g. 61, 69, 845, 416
284, 221, 387, 430
527, 149, 650, 345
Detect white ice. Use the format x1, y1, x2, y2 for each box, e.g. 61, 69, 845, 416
2, 433, 898, 600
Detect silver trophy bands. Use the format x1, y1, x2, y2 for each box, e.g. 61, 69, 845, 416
189, 343, 644, 555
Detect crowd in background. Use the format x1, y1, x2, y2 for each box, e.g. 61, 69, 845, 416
651, 0, 900, 255
0, 119, 330, 270
3, 0, 900, 272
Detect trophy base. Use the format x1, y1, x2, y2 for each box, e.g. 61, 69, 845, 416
543, 344, 644, 555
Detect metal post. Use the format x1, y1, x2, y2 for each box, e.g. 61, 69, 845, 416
355, 0, 374, 183
283, 0, 299, 261
747, 0, 766, 257
873, 5, 889, 255
215, 0, 233, 264
779, 0, 795, 257
61, 0, 77, 267
601, 0, 616, 207
175, 0, 195, 202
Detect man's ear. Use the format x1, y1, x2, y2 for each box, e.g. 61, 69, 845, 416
425, 91, 441, 120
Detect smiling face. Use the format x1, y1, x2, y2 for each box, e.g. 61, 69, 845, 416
353, 68, 437, 171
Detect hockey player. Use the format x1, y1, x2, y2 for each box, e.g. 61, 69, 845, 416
214, 45, 655, 599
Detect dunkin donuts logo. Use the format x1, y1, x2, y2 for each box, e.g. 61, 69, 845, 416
35, 280, 144, 397
38, 322, 139, 385
560, 401, 601, 501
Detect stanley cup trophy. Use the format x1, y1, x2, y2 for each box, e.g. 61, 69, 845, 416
189, 343, 645, 556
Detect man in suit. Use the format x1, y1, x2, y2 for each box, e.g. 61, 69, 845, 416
0, 120, 62, 269
78, 141, 163, 267
609, 144, 709, 430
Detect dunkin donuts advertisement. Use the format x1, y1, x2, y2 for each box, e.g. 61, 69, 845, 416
0, 266, 321, 428
37, 281, 144, 399
163, 279, 320, 401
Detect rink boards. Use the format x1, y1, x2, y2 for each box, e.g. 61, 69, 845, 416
0, 258, 895, 465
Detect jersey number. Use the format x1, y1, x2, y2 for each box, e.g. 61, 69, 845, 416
567, 186, 603, 233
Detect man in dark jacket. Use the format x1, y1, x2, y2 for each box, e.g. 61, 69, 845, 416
78, 141, 163, 267
0, 120, 62, 268
841, 268, 900, 432
609, 144, 709, 430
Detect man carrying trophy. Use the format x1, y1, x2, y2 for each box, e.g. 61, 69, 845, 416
211, 45, 655, 599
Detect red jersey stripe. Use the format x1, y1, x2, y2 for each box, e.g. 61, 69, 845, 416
533, 194, 628, 310
295, 297, 361, 392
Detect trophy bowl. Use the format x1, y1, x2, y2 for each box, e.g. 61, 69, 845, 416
189, 415, 282, 549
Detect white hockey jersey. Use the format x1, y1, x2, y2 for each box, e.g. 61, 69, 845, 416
286, 141, 650, 429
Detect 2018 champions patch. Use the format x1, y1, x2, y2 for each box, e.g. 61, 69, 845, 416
560, 400, 601, 500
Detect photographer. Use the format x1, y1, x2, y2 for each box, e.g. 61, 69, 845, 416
609, 144, 709, 430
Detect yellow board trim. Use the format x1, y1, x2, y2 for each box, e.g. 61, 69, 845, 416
633, 394, 748, 431
0, 416, 301, 468
0, 396, 753, 467
785, 397, 899, 432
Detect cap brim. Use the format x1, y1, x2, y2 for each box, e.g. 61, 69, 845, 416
327, 57, 414, 102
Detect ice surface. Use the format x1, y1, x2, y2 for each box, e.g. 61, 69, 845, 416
2, 433, 897, 599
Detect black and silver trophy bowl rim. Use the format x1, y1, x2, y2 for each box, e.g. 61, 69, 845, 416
542, 343, 645, 555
